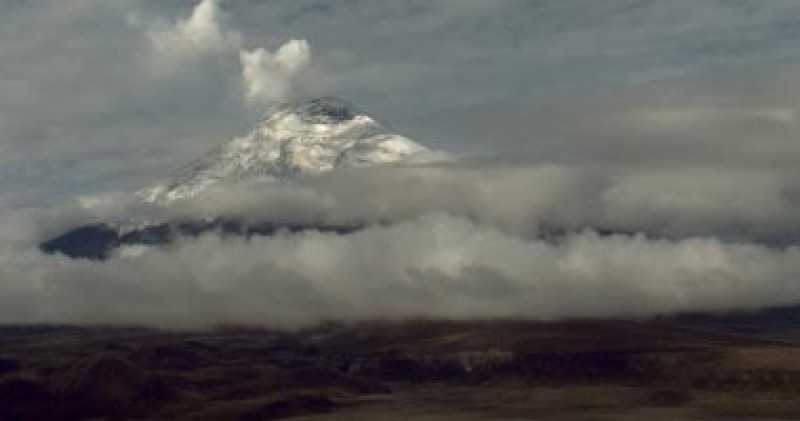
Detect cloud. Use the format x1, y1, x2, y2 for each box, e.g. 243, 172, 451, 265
240, 39, 312, 104
2, 154, 800, 329
632, 106, 797, 129
0, 1, 327, 208
2, 212, 800, 329
134, 162, 796, 246
144, 0, 241, 62
2, 1, 800, 328
4, 1, 800, 207
142, 0, 312, 104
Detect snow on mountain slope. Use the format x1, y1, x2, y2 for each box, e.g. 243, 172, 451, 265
138, 97, 438, 204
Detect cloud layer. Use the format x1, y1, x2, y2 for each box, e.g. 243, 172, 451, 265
2, 161, 799, 329
2, 1, 800, 328
2, 211, 800, 329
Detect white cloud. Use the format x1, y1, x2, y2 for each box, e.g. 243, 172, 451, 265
240, 39, 311, 104
2, 157, 800, 329
147, 163, 798, 244
146, 0, 241, 61
2, 213, 800, 329
140, 0, 312, 105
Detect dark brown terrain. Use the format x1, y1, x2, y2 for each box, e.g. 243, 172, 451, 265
4, 311, 800, 420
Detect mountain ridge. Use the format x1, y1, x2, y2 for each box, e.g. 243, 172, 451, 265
137, 97, 437, 204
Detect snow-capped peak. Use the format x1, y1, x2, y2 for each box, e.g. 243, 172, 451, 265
272, 96, 360, 124
137, 97, 438, 204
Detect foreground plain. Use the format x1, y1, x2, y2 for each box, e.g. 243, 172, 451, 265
4, 311, 800, 420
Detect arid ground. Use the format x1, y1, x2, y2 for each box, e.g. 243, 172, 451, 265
4, 310, 800, 420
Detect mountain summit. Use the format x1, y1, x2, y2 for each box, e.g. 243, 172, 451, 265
138, 97, 434, 204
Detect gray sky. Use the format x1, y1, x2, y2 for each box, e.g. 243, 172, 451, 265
3, 0, 800, 208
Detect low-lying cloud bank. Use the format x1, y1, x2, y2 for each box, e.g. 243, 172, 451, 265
103, 163, 800, 245
2, 213, 800, 329
2, 162, 800, 329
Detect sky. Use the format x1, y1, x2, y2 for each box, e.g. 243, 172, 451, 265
2, 0, 800, 207
2, 0, 800, 328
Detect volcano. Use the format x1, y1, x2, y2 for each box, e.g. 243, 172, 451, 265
42, 97, 440, 259
137, 97, 437, 204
